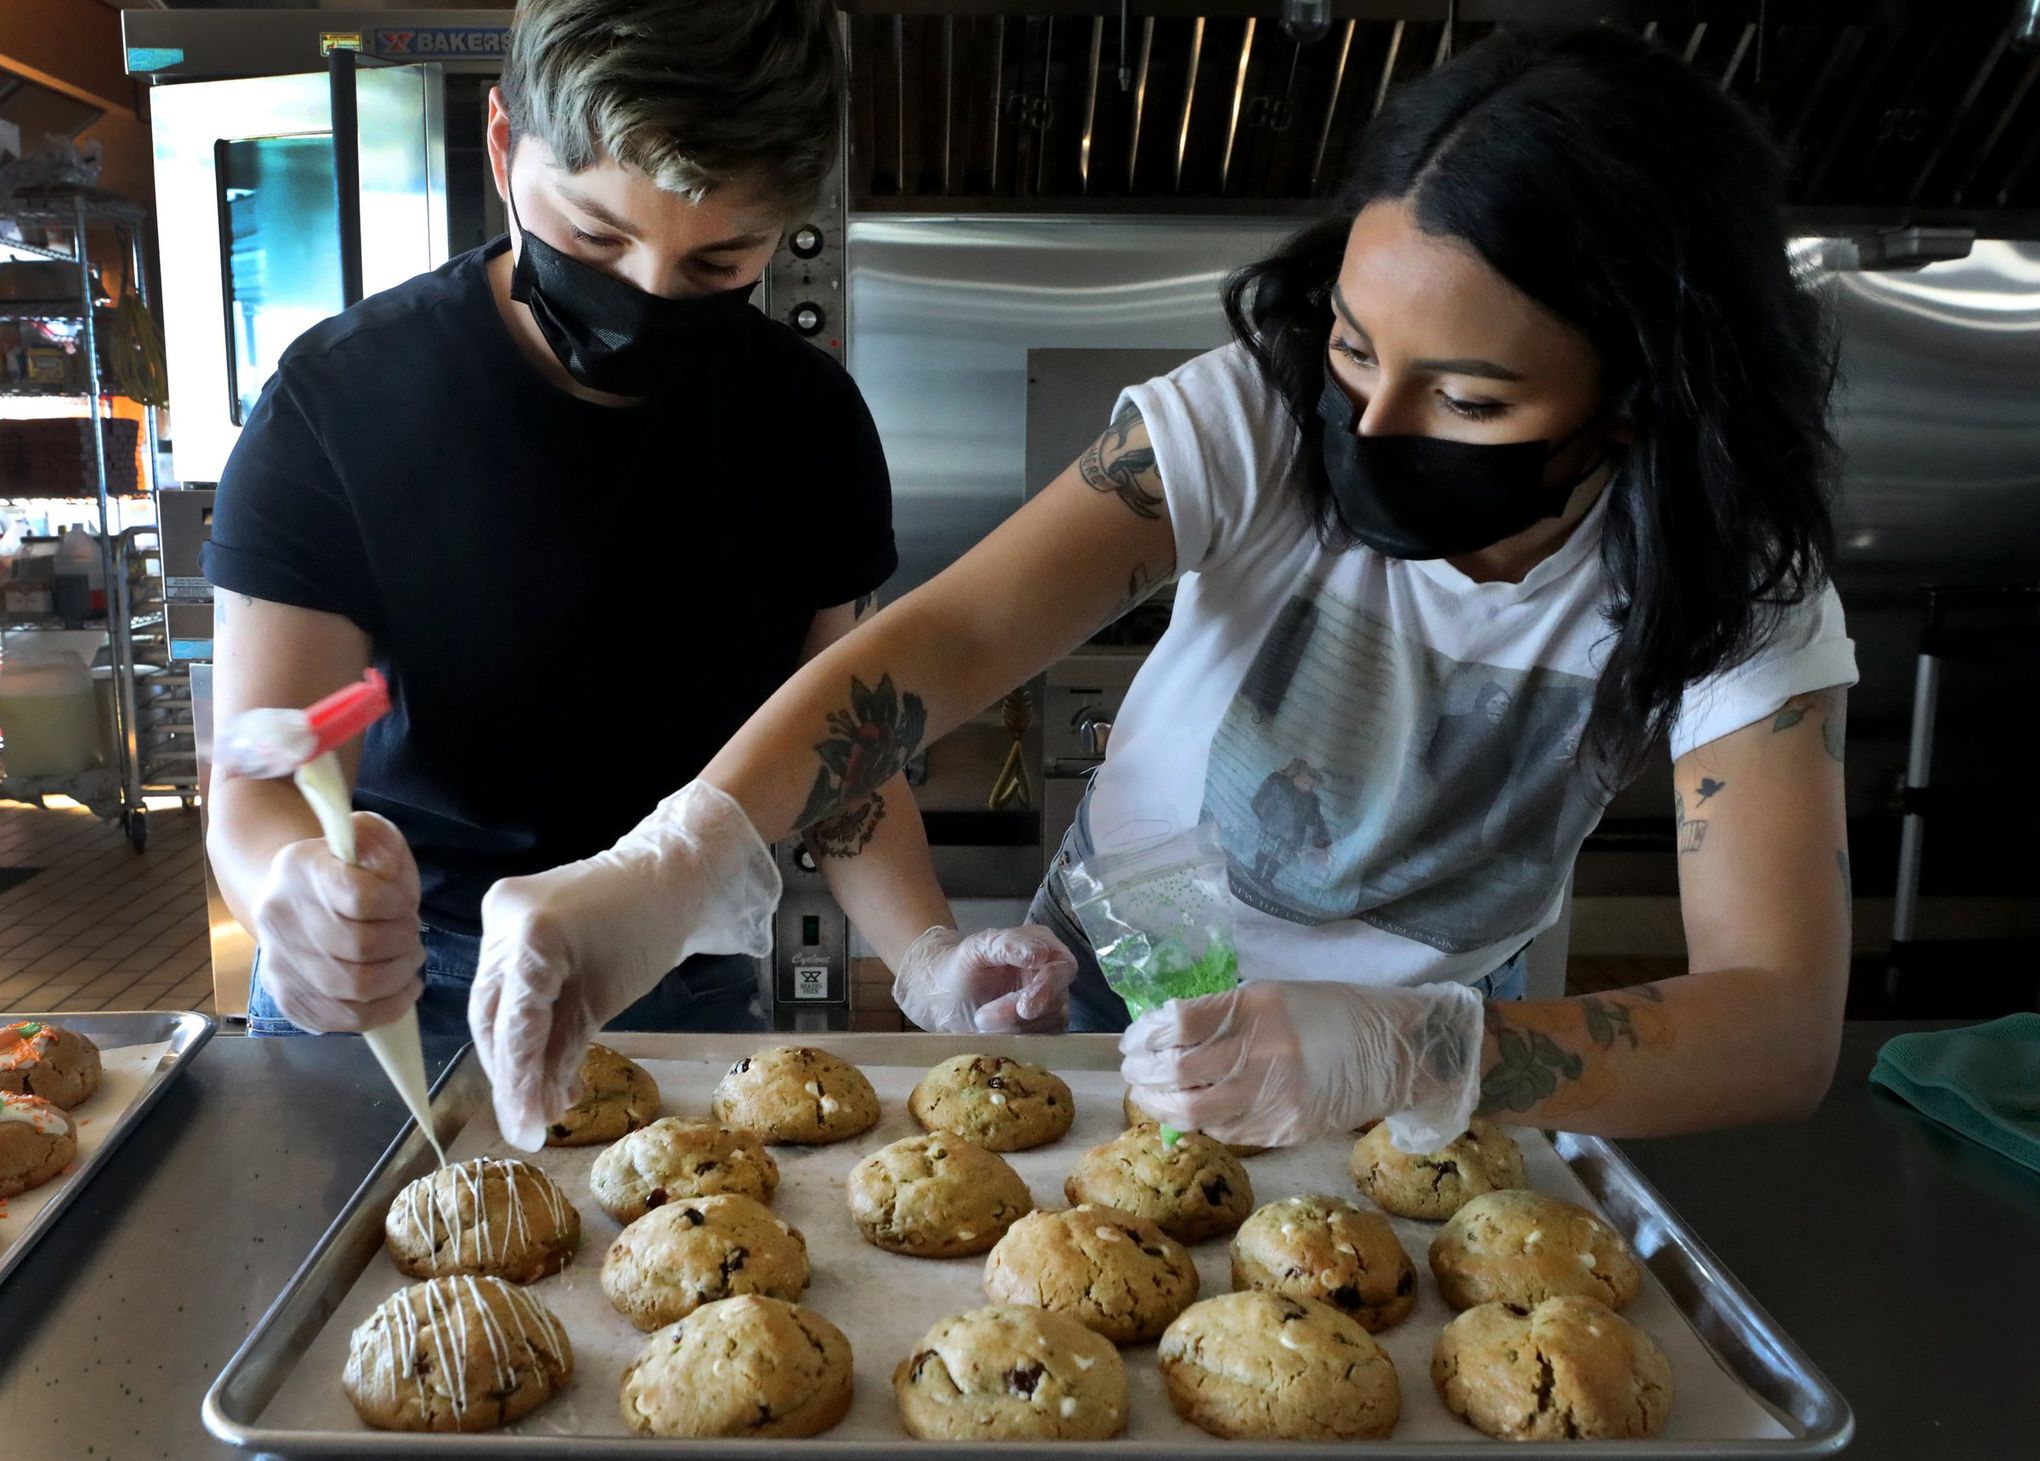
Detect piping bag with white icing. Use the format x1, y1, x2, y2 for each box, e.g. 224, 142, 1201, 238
217, 670, 448, 1167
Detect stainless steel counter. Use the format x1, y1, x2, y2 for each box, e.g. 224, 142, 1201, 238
1, 1023, 2031, 1459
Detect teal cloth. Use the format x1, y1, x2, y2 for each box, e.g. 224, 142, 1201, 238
1869, 1014, 2040, 1173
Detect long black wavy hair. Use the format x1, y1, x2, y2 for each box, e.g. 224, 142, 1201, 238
1223, 25, 1838, 789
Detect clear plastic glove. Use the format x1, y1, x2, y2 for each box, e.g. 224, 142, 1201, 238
1118, 978, 1485, 1151
470, 780, 781, 1150
250, 812, 424, 1034
892, 924, 1078, 1034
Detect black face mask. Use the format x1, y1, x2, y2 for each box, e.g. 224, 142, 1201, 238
1315, 367, 1612, 560
506, 188, 760, 397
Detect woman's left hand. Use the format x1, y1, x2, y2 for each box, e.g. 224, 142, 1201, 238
1119, 979, 1486, 1150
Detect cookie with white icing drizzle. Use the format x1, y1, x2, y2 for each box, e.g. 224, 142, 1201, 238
384, 1157, 580, 1283
342, 1274, 572, 1432
0, 1091, 77, 1199
0, 1020, 100, 1109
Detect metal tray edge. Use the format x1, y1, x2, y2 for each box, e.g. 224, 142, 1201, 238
0, 1007, 216, 1289
1555, 1133, 1856, 1456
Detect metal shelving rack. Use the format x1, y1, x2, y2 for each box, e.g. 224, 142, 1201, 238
0, 186, 185, 850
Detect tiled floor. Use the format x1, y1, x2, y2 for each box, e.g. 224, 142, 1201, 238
0, 799, 214, 1018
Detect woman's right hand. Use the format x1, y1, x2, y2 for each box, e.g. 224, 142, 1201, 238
250, 811, 424, 1032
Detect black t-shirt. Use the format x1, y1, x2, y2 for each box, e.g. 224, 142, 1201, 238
206, 237, 896, 934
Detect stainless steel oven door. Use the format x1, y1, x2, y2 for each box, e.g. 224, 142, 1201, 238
149, 65, 450, 484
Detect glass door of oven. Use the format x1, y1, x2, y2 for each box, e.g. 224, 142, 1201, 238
149, 64, 449, 484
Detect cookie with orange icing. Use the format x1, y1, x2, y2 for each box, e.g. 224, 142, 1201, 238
0, 1091, 78, 1199
0, 1019, 101, 1109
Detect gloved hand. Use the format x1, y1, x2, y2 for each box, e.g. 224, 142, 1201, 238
470, 780, 781, 1149
892, 924, 1078, 1034
1119, 979, 1485, 1151
250, 812, 424, 1033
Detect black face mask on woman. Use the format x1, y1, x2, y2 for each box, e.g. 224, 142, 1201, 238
506, 187, 760, 397
1315, 366, 1612, 560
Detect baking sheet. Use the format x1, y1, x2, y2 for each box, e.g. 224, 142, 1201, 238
0, 1009, 213, 1282
258, 1054, 1793, 1447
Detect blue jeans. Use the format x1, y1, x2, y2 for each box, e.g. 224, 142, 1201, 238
244, 926, 768, 1039
1028, 818, 1532, 1034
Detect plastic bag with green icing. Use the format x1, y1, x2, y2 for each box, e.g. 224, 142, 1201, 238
1061, 821, 1240, 1144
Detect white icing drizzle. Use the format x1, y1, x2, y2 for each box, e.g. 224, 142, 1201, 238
372, 1275, 567, 1423
0, 1092, 68, 1136
397, 1158, 568, 1271
0, 1022, 56, 1074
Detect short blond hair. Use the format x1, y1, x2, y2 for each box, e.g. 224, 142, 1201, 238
502, 0, 842, 217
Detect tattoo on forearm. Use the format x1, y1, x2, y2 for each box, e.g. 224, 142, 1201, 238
796, 674, 927, 845
1477, 988, 1671, 1117
1077, 401, 1164, 521
1479, 1022, 1585, 1113
1580, 995, 1641, 1049
1675, 789, 1708, 854
806, 792, 886, 859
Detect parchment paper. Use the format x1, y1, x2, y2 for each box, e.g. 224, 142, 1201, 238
262, 1057, 1792, 1444
0, 1034, 179, 1251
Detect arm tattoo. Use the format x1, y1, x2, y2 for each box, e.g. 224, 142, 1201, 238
795, 674, 927, 854
805, 793, 886, 859
1772, 689, 1847, 764
1479, 1020, 1585, 1114
1077, 401, 1165, 521
1477, 988, 1669, 1116
1104, 558, 1173, 628
851, 592, 877, 621
1675, 788, 1708, 854
1838, 848, 1852, 905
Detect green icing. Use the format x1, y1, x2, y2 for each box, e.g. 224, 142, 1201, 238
12, 1021, 43, 1037
1098, 937, 1241, 1147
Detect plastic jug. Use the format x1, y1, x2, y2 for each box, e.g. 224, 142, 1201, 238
53, 525, 104, 626
0, 650, 99, 777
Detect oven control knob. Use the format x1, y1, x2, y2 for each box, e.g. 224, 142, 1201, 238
789, 225, 825, 258
1076, 711, 1114, 756
790, 301, 826, 336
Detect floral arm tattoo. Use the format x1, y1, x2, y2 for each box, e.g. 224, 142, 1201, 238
797, 674, 926, 859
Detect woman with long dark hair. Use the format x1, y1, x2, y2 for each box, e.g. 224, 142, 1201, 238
472, 26, 1855, 1150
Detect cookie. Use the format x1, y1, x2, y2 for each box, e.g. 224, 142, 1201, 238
591, 1118, 778, 1224
1158, 1291, 1400, 1441
0, 1020, 101, 1109
1430, 1189, 1643, 1311
910, 1054, 1073, 1151
1230, 1193, 1419, 1333
1063, 1127, 1253, 1243
544, 1043, 659, 1146
385, 1157, 579, 1283
895, 1304, 1127, 1440
342, 1274, 572, 1432
1350, 1118, 1527, 1220
1433, 1295, 1674, 1441
847, 1133, 1033, 1258
0, 1091, 77, 1199
982, 1204, 1199, 1344
711, 1045, 879, 1145
620, 1294, 853, 1438
601, 1192, 809, 1331
1123, 1088, 1267, 1158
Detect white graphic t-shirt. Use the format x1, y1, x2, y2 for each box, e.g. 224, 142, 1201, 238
1081, 344, 1859, 990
